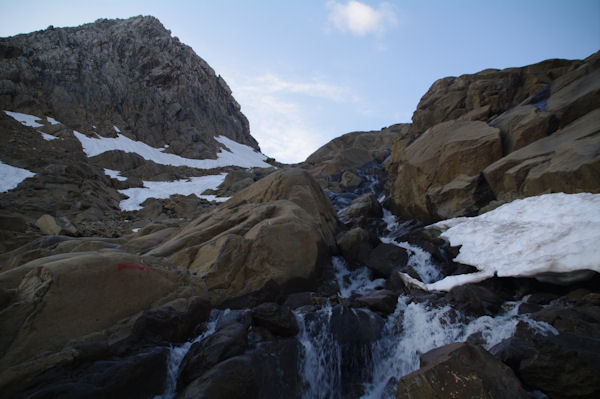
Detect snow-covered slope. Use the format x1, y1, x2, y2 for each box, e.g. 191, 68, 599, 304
73, 130, 271, 169
413, 193, 600, 291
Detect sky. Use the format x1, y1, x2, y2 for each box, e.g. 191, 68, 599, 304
1, 1, 599, 163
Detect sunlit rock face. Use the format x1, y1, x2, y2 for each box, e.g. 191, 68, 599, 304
386, 51, 600, 223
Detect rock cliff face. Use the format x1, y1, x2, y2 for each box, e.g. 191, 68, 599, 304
0, 15, 256, 158
387, 51, 600, 223
0, 16, 273, 249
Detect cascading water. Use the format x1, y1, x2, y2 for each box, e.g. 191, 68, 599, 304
153, 310, 222, 399
295, 305, 342, 399
294, 164, 558, 398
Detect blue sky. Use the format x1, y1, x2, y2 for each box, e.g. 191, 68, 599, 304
1, 1, 599, 163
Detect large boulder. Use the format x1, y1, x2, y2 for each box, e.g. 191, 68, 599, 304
146, 168, 338, 303
0, 251, 186, 395
396, 342, 529, 399
387, 120, 502, 222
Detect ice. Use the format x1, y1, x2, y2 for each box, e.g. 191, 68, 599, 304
4, 110, 44, 127
0, 161, 36, 192
104, 168, 127, 181
118, 173, 229, 211
428, 193, 600, 291
46, 116, 60, 125
74, 131, 271, 169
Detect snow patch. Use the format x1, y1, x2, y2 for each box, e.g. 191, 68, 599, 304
113, 125, 120, 133
4, 110, 44, 127
104, 168, 127, 181
118, 173, 229, 211
0, 161, 36, 192
74, 131, 271, 169
427, 193, 600, 291
38, 131, 59, 141
46, 116, 60, 125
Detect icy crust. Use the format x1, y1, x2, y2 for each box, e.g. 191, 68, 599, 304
426, 193, 600, 291
74, 131, 271, 169
118, 173, 229, 211
0, 161, 36, 192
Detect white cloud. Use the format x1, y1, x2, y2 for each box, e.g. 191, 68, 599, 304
226, 73, 361, 164
327, 1, 397, 36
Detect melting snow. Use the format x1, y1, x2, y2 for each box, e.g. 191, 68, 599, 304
74, 131, 271, 169
104, 168, 127, 181
4, 110, 44, 127
39, 131, 59, 141
46, 116, 60, 125
426, 193, 600, 291
119, 173, 229, 211
0, 161, 35, 192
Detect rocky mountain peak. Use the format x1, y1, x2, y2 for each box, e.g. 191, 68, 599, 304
0, 15, 256, 160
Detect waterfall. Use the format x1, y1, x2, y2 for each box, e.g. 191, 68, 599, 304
153, 310, 221, 399
295, 304, 342, 399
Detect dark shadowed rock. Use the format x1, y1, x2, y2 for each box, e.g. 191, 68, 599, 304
251, 302, 299, 337
446, 284, 505, 317
396, 342, 529, 399
177, 321, 248, 388
491, 324, 600, 399
177, 355, 258, 399
366, 243, 409, 278
14, 347, 169, 399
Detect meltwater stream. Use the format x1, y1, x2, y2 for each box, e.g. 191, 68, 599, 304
293, 163, 557, 398
295, 257, 558, 399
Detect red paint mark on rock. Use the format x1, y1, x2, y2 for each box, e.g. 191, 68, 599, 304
118, 264, 149, 274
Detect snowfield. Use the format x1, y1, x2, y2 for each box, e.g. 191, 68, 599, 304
0, 161, 36, 192
119, 173, 229, 211
420, 193, 600, 291
74, 131, 271, 169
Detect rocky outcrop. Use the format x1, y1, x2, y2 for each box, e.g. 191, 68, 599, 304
484, 109, 600, 202
387, 120, 501, 222
146, 168, 338, 302
410, 58, 580, 136
387, 51, 600, 222
396, 342, 529, 399
0, 16, 257, 158
303, 124, 411, 192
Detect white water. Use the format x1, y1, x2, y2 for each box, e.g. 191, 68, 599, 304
333, 256, 385, 298
361, 296, 557, 398
153, 310, 221, 399
295, 305, 343, 399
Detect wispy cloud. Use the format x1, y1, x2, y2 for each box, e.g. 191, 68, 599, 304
326, 1, 398, 36
225, 73, 361, 163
